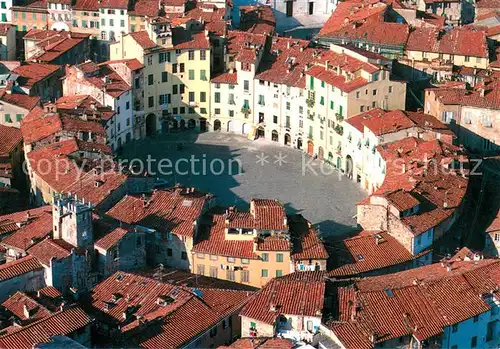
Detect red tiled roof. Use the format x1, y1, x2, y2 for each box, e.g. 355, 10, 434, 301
102, 58, 144, 71
226, 30, 266, 56
224, 338, 294, 349
94, 227, 129, 250
26, 140, 82, 192
20, 107, 61, 144
73, 0, 99, 11
225, 199, 287, 231
107, 187, 211, 237
406, 27, 488, 58
173, 31, 210, 50
0, 124, 22, 156
63, 169, 127, 208
472, 0, 500, 8
13, 63, 61, 89
99, 0, 129, 8
307, 65, 369, 93
426, 84, 500, 110
37, 286, 62, 299
2, 292, 51, 322
0, 256, 43, 282
192, 215, 259, 259
129, 0, 160, 16
368, 137, 468, 236
0, 306, 91, 349
291, 226, 329, 261
30, 36, 85, 64
0, 206, 51, 235
1, 213, 53, 251
486, 211, 500, 234
85, 63, 132, 98
185, 3, 226, 24
346, 108, 415, 135
211, 72, 237, 84
240, 271, 325, 325
0, 91, 40, 111
89, 271, 252, 348
332, 260, 500, 347
0, 23, 13, 36
385, 189, 420, 211
205, 20, 227, 36
257, 236, 289, 251
27, 238, 80, 266
318, 1, 409, 46
239, 5, 276, 35
129, 31, 157, 49
329, 231, 431, 277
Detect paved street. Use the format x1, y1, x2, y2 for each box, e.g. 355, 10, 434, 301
121, 132, 365, 236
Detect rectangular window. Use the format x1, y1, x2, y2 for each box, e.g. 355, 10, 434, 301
214, 92, 220, 103
276, 270, 282, 277
109, 19, 114, 26
452, 324, 458, 333
200, 50, 206, 60
241, 270, 249, 283
276, 253, 283, 262
227, 256, 235, 263
172, 64, 177, 73
148, 96, 154, 108
180, 84, 185, 94
210, 266, 217, 278
180, 63, 185, 73
261, 269, 268, 277
309, 76, 314, 89
200, 69, 206, 81
188, 50, 194, 60
148, 74, 153, 85
244, 80, 249, 92
214, 108, 220, 115
197, 264, 205, 275
258, 95, 265, 105
188, 69, 194, 80
16, 114, 23, 122
161, 71, 168, 82
120, 20, 125, 27
32, 13, 36, 20
227, 270, 235, 281
0, 2, 5, 9
262, 253, 268, 262
200, 92, 206, 102
471, 336, 477, 348
189, 91, 195, 102
273, 115, 278, 124
4, 114, 11, 123
172, 85, 178, 94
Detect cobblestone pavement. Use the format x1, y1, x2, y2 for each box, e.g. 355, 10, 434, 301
121, 132, 366, 236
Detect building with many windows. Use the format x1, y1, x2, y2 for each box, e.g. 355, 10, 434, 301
191, 201, 328, 288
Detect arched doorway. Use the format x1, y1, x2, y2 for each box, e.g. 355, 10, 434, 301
257, 127, 265, 138
307, 141, 314, 155
199, 118, 207, 132
242, 123, 250, 134
284, 133, 291, 146
227, 120, 233, 132
171, 119, 179, 130
214, 119, 221, 131
318, 146, 324, 160
297, 137, 303, 150
180, 119, 186, 129
188, 119, 196, 129
346, 155, 353, 179
271, 130, 278, 142
146, 113, 157, 136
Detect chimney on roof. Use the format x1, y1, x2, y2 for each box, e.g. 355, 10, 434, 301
300, 46, 304, 52
479, 88, 485, 97
23, 304, 31, 319
287, 41, 290, 49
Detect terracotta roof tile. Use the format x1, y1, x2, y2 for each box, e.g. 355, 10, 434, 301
211, 72, 237, 84
332, 260, 500, 347
290, 224, 329, 261
2, 292, 51, 322
329, 231, 431, 277
0, 91, 40, 111
94, 227, 129, 250
88, 271, 252, 348
192, 215, 259, 259
0, 255, 43, 282
0, 124, 22, 156
0, 306, 91, 349
0, 206, 51, 235
240, 271, 325, 325
13, 63, 61, 89
225, 338, 294, 349
1, 213, 53, 251
99, 0, 129, 8
73, 0, 99, 11
107, 187, 212, 237
129, 0, 160, 16
406, 27, 488, 58
0, 24, 13, 36
37, 286, 62, 300
426, 84, 500, 110
129, 31, 157, 49
27, 238, 81, 266
307, 65, 369, 93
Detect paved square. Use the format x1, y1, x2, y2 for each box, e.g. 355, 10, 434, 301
121, 132, 366, 236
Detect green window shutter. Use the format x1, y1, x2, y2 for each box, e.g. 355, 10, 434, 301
330, 101, 334, 110
16, 114, 23, 122
339, 105, 343, 116
4, 114, 11, 122
310, 76, 314, 90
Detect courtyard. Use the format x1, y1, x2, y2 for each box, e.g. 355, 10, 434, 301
121, 132, 365, 236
